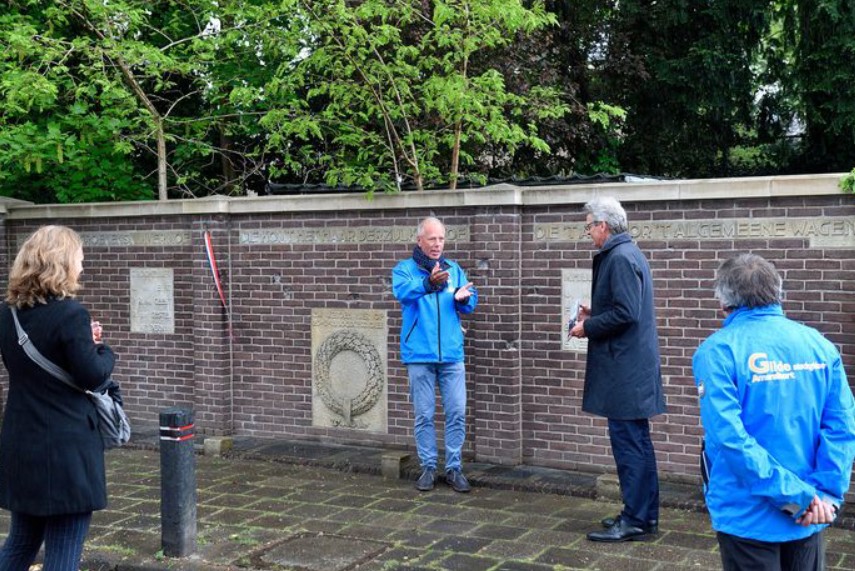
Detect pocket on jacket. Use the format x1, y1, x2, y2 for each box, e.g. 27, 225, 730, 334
405, 318, 419, 342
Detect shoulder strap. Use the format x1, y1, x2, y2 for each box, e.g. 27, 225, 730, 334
9, 306, 82, 393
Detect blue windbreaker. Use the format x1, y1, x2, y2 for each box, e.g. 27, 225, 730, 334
692, 305, 855, 541
392, 257, 477, 364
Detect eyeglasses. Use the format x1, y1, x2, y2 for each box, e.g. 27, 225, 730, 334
584, 221, 602, 231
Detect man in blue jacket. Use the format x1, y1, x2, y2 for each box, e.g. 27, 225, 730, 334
570, 196, 666, 542
393, 217, 478, 493
693, 253, 855, 570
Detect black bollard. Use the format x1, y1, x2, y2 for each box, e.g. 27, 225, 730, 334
159, 407, 197, 557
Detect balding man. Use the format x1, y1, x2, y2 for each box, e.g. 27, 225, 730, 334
392, 217, 478, 493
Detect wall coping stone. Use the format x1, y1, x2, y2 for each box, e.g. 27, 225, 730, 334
4, 172, 846, 220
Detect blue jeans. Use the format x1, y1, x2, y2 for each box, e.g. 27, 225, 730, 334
0, 511, 92, 571
407, 362, 466, 472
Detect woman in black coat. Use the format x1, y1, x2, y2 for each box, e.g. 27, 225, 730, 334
0, 225, 115, 570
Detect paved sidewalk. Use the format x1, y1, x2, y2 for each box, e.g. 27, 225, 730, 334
4, 440, 854, 571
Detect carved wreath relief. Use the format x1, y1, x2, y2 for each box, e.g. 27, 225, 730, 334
311, 309, 388, 431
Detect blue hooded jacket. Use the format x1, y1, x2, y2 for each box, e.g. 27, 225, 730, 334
692, 305, 855, 541
392, 257, 477, 364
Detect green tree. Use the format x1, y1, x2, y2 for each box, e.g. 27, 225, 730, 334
0, 4, 152, 202
0, 0, 296, 202
601, 0, 775, 177
261, 0, 569, 192
781, 0, 855, 173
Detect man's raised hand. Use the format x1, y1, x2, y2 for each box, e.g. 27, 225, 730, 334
455, 282, 474, 301
430, 261, 450, 286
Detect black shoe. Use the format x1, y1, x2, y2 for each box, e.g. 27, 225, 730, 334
445, 469, 471, 493
587, 518, 649, 542
416, 468, 436, 491
601, 515, 658, 534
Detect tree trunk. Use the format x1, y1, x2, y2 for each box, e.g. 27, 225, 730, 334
449, 123, 462, 190
156, 120, 168, 200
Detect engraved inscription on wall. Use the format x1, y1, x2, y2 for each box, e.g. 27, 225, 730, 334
311, 308, 388, 432
240, 225, 469, 246
81, 231, 191, 248
562, 269, 592, 353
130, 268, 175, 334
535, 216, 855, 248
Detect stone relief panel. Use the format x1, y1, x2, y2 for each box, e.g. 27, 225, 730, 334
130, 268, 175, 334
562, 269, 592, 353
311, 308, 388, 432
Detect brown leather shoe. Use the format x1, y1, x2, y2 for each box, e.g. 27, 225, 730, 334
587, 518, 649, 542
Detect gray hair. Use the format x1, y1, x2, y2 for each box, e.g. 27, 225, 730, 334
417, 216, 445, 238
714, 253, 783, 309
583, 196, 628, 234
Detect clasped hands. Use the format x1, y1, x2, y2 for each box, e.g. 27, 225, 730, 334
568, 303, 591, 338
429, 262, 473, 301
796, 495, 838, 527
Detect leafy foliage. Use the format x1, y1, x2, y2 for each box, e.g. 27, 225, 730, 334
1, 0, 854, 202
780, 0, 855, 172
0, 7, 152, 202
261, 0, 570, 191
841, 169, 855, 194
599, 0, 777, 178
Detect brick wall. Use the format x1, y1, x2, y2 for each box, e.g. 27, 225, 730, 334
1, 174, 852, 491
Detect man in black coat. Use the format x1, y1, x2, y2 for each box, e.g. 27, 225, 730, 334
569, 196, 666, 542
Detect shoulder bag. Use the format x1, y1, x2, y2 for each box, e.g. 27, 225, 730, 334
10, 306, 131, 449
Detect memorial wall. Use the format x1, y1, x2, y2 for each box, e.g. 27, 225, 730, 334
0, 174, 851, 492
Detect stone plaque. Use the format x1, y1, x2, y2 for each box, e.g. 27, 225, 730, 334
240, 225, 469, 246
562, 269, 592, 353
130, 268, 175, 334
311, 308, 388, 431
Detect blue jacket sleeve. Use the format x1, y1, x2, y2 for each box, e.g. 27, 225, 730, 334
804, 353, 855, 504
392, 262, 428, 305
694, 342, 817, 516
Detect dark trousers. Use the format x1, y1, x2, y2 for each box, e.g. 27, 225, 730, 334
608, 418, 659, 527
0, 511, 92, 571
717, 530, 823, 571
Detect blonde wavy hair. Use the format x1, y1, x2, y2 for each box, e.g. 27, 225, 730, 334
6, 225, 84, 308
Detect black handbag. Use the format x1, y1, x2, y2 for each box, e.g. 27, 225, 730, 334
10, 306, 131, 449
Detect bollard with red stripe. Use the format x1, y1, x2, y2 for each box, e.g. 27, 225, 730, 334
159, 407, 197, 557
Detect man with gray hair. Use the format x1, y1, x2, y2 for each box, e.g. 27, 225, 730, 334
393, 217, 477, 493
570, 196, 666, 542
693, 253, 855, 570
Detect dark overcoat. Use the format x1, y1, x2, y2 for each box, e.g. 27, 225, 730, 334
582, 233, 666, 419
0, 298, 115, 516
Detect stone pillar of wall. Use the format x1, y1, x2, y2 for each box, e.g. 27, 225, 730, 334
468, 208, 524, 465
191, 217, 234, 435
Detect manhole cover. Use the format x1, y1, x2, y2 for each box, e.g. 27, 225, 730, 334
260, 533, 388, 571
